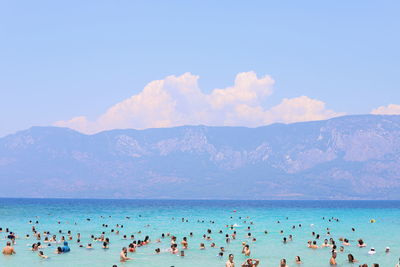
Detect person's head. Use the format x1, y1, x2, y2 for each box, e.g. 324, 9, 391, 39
348, 254, 354, 261
372, 264, 379, 267
180, 250, 184, 256
385, 247, 390, 252
228, 254, 234, 262
39, 251, 44, 255
295, 256, 301, 261
122, 247, 127, 252
6, 241, 11, 246
332, 252, 337, 258
57, 247, 62, 253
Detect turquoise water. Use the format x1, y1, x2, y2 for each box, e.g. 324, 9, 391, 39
0, 199, 399, 267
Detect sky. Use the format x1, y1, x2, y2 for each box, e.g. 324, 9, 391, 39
1, 0, 400, 136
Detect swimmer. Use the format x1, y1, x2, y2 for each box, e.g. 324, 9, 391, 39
347, 253, 357, 263
38, 251, 48, 259
358, 239, 366, 247
395, 258, 400, 267
181, 237, 188, 249
279, 258, 288, 267
128, 243, 135, 252
309, 241, 318, 249
241, 258, 259, 267
322, 239, 330, 247
171, 244, 179, 254
243, 244, 251, 256
62, 241, 70, 253
120, 247, 132, 262
368, 247, 376, 255
2, 241, 16, 255
295, 256, 302, 264
330, 252, 337, 265
226, 254, 235, 267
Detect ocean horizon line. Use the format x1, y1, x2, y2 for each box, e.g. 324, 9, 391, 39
1, 197, 400, 201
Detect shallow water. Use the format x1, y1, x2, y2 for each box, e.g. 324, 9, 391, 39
0, 199, 399, 267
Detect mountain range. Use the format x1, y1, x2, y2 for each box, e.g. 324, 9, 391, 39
1, 114, 400, 199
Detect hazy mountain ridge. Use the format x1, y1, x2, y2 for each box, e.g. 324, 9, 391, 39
1, 115, 400, 199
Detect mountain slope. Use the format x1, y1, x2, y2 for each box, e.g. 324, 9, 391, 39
1, 115, 400, 199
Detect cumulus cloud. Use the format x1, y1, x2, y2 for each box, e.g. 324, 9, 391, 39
54, 71, 343, 134
371, 104, 400, 115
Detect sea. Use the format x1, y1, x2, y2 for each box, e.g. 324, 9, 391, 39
0, 199, 399, 267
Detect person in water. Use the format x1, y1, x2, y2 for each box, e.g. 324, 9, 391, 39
2, 241, 16, 255
62, 241, 70, 253
226, 254, 235, 267
120, 247, 132, 262
241, 258, 259, 267
330, 252, 337, 265
38, 251, 48, 259
279, 258, 288, 267
348, 253, 358, 262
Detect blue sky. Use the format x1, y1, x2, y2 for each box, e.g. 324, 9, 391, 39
1, 0, 399, 136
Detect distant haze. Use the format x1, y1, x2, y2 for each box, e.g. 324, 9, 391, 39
1, 114, 400, 200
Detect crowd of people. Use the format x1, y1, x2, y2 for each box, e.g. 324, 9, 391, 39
1, 215, 400, 267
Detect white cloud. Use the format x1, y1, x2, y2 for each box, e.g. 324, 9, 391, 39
54, 71, 343, 134
371, 104, 400, 115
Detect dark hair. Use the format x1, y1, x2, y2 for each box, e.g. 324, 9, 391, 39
348, 254, 354, 261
